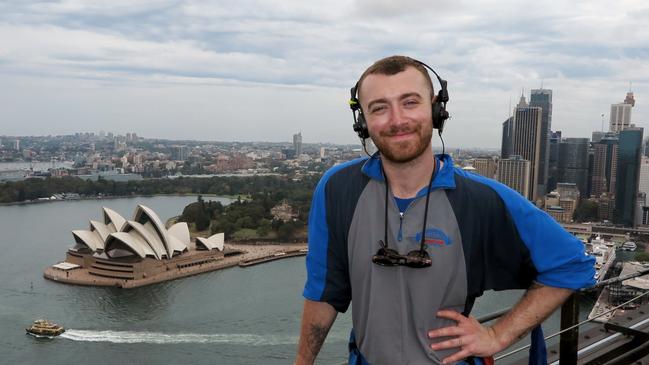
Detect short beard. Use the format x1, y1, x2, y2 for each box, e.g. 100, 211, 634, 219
372, 124, 433, 164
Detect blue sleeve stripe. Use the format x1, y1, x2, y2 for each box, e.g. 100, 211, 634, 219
456, 169, 596, 290
303, 157, 367, 301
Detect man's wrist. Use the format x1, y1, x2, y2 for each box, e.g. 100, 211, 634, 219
487, 325, 511, 353
294, 354, 314, 365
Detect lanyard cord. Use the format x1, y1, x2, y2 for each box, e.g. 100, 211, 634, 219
418, 162, 437, 252
380, 157, 439, 252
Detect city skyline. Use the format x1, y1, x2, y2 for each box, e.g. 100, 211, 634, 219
1, 1, 647, 147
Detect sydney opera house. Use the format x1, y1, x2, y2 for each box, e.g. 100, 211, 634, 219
44, 205, 236, 288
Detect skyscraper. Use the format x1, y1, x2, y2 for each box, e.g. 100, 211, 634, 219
530, 88, 553, 195
511, 95, 543, 200
591, 133, 618, 198
293, 132, 303, 157
501, 116, 513, 159
592, 131, 605, 143
625, 90, 635, 106
557, 138, 589, 197
614, 127, 644, 227
472, 157, 497, 179
497, 155, 531, 198
610, 91, 634, 133
547, 131, 562, 192
638, 156, 649, 198
171, 145, 188, 161
610, 103, 632, 132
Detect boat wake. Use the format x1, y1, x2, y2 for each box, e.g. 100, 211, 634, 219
60, 330, 299, 345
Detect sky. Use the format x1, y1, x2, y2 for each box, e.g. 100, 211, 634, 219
1, 0, 648, 147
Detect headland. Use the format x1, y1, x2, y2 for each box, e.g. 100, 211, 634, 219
43, 204, 306, 289
44, 242, 306, 288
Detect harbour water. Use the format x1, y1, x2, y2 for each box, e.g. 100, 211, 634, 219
0, 196, 590, 364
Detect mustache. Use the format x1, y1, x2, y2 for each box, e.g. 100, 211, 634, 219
379, 123, 421, 137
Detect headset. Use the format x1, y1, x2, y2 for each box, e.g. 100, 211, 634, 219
348, 59, 450, 141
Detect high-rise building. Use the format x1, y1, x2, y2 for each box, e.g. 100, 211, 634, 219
636, 193, 646, 228
13, 139, 20, 151
610, 103, 632, 132
510, 95, 543, 200
625, 90, 635, 106
557, 183, 580, 201
598, 193, 615, 222
557, 138, 589, 197
592, 131, 605, 143
591, 133, 618, 198
293, 132, 303, 157
614, 127, 644, 227
171, 145, 188, 161
641, 206, 649, 226
544, 190, 576, 223
497, 155, 531, 198
530, 88, 553, 195
501, 117, 513, 159
547, 131, 562, 192
639, 156, 649, 198
472, 157, 497, 179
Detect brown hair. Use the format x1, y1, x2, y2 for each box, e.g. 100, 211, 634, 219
357, 55, 434, 101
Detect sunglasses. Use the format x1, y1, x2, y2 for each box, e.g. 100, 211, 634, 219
372, 240, 432, 268
372, 160, 439, 269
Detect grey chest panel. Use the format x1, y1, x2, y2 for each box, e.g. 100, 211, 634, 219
347, 180, 468, 364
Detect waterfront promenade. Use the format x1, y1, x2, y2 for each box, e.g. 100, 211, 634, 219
44, 242, 307, 289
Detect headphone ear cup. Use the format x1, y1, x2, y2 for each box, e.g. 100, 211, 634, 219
432, 102, 441, 129
353, 113, 370, 139
432, 102, 449, 131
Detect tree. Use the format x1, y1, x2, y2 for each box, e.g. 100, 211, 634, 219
635, 252, 649, 262
573, 200, 599, 222
277, 223, 295, 241
256, 219, 272, 237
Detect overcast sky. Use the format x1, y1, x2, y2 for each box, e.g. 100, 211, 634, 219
1, 0, 648, 147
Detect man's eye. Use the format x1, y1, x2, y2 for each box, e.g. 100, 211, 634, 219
404, 100, 419, 107
370, 106, 386, 113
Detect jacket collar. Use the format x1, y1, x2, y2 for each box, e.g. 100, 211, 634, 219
361, 153, 456, 197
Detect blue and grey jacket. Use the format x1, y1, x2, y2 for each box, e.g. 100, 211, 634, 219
303, 154, 595, 365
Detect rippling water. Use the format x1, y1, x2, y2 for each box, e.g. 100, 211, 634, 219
0, 196, 592, 364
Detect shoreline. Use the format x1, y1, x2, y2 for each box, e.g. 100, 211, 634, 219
43, 243, 307, 289
0, 193, 235, 207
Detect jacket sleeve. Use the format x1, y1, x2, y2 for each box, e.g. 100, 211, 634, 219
303, 163, 359, 313
448, 170, 595, 299
492, 182, 596, 290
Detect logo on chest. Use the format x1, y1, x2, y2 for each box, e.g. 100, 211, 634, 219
408, 228, 452, 247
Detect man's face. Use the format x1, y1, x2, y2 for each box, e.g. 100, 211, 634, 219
359, 66, 434, 163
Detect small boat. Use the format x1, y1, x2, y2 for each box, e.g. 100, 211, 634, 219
621, 241, 637, 251
26, 319, 65, 338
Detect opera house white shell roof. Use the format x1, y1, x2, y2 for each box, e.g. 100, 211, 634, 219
71, 205, 224, 260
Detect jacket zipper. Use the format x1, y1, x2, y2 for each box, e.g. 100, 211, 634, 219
398, 212, 404, 242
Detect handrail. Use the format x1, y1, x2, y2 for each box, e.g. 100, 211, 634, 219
583, 267, 649, 290
494, 289, 649, 361
473, 268, 649, 363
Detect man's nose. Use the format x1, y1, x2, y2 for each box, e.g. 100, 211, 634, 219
387, 104, 407, 126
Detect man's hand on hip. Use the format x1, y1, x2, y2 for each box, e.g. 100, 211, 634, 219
428, 310, 505, 364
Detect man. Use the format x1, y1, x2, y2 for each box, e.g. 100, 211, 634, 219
295, 55, 595, 365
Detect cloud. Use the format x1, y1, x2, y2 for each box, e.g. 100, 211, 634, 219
0, 0, 647, 146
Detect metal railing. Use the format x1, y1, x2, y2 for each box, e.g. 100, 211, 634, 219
477, 267, 649, 364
